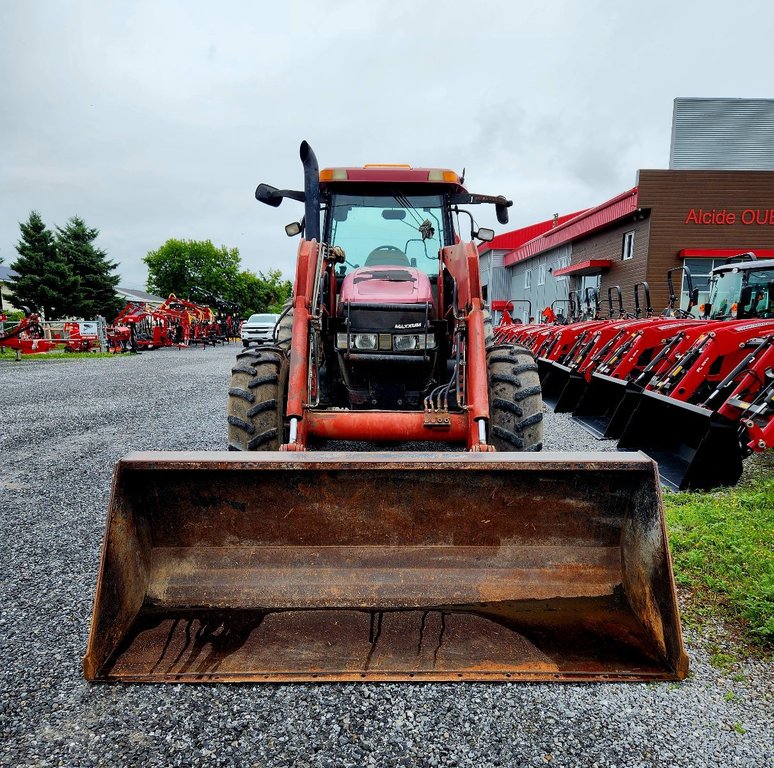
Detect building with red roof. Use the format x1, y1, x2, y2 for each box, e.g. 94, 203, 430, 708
482, 170, 774, 320
482, 99, 774, 320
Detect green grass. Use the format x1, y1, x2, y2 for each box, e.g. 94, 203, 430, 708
664, 453, 774, 650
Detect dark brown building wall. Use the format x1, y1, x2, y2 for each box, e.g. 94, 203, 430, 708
571, 218, 652, 314
637, 170, 774, 308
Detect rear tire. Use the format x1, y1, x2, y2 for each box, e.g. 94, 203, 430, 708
487, 344, 543, 452
227, 347, 288, 450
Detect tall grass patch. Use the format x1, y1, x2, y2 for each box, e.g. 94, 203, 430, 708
664, 454, 773, 648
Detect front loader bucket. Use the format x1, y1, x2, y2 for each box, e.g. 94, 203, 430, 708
540, 362, 572, 410
553, 370, 589, 413
573, 373, 629, 439
84, 452, 688, 683
617, 391, 744, 490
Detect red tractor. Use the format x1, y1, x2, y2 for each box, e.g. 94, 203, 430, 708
83, 143, 687, 684
227, 142, 543, 453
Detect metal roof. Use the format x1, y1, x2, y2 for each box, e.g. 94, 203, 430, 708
116, 287, 165, 303
503, 188, 640, 267
478, 211, 587, 256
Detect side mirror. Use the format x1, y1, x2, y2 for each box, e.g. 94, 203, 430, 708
495, 202, 510, 225
475, 227, 495, 242
285, 221, 302, 237
690, 287, 699, 307
255, 184, 283, 207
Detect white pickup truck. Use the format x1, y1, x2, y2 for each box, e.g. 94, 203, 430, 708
240, 313, 280, 347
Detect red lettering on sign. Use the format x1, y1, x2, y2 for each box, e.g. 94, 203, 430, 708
684, 208, 738, 225
686, 208, 771, 225
684, 209, 700, 224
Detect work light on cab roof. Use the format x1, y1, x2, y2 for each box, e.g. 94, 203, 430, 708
319, 164, 464, 186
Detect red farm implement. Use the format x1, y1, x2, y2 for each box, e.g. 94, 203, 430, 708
107, 294, 234, 353
1, 313, 104, 355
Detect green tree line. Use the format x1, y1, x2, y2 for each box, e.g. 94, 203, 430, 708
6, 211, 121, 319
6, 212, 291, 321
143, 239, 291, 316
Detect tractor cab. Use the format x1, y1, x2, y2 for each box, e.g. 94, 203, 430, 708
319, 171, 461, 408
257, 158, 509, 413
707, 259, 774, 320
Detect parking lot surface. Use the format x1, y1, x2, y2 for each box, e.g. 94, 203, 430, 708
1, 345, 771, 767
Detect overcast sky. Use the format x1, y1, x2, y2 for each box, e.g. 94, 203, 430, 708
2, 0, 773, 289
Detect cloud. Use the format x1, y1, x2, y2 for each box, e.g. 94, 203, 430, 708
2, 0, 773, 289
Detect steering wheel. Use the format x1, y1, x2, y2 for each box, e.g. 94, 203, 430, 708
365, 245, 410, 266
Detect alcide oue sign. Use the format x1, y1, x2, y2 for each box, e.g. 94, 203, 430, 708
685, 208, 774, 225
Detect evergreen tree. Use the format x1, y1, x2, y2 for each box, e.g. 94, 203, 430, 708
7, 211, 79, 319
56, 216, 121, 319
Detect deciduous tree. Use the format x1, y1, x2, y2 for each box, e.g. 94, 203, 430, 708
144, 239, 290, 315
232, 268, 292, 315
144, 239, 242, 301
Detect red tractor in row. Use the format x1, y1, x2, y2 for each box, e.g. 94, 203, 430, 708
495, 256, 774, 489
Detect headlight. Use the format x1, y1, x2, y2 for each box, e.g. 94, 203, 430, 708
354, 333, 378, 350
336, 333, 378, 350
393, 334, 417, 351
394, 333, 435, 350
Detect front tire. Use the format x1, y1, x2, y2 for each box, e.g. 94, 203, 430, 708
275, 300, 293, 352
487, 344, 543, 451
227, 347, 288, 450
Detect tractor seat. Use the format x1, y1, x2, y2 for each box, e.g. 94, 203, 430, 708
364, 246, 410, 267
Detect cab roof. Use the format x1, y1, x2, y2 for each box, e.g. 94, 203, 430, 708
319, 164, 467, 191
713, 258, 774, 273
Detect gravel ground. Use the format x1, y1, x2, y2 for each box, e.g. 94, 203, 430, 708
0, 344, 771, 767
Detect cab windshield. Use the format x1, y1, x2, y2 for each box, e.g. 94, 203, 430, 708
327, 194, 447, 276
708, 269, 742, 319
740, 268, 774, 319
709, 268, 774, 319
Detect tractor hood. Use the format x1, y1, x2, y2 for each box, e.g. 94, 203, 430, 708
339, 267, 434, 307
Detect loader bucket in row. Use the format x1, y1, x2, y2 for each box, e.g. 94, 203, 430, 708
83, 452, 688, 683
553, 370, 589, 413
540, 362, 572, 410
618, 391, 744, 490
573, 373, 630, 439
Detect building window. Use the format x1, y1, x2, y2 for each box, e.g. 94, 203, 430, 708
555, 254, 570, 281
680, 257, 726, 310
538, 264, 546, 286
524, 269, 532, 289
622, 231, 635, 261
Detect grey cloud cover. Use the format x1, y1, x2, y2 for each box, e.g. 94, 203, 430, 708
1, 0, 773, 289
